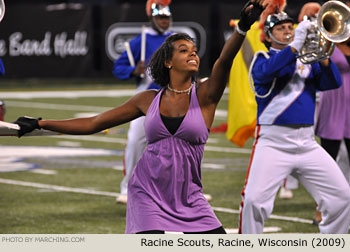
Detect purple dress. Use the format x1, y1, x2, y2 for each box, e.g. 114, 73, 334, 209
315, 46, 350, 140
125, 85, 222, 233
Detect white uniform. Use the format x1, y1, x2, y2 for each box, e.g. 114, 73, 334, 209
282, 175, 298, 190
119, 78, 150, 195
239, 46, 350, 233
337, 140, 350, 185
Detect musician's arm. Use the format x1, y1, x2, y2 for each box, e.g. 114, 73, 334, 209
252, 47, 297, 83
316, 59, 342, 90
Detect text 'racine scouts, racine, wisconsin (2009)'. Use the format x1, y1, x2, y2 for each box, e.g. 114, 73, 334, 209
140, 237, 311, 248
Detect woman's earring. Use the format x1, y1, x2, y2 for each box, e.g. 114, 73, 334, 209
168, 66, 172, 69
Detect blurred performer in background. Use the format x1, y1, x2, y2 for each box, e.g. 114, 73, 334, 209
112, 0, 173, 204
315, 0, 350, 183
0, 57, 6, 121
0, 99, 5, 121
314, 0, 350, 224
239, 0, 350, 234
0, 0, 5, 122
278, 175, 298, 199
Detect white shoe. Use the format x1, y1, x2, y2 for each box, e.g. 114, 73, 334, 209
203, 193, 212, 201
278, 188, 293, 199
116, 194, 128, 204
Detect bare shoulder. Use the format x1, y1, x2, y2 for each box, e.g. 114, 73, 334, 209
132, 89, 160, 114
134, 89, 158, 102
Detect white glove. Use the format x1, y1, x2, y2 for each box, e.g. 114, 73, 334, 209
289, 20, 314, 52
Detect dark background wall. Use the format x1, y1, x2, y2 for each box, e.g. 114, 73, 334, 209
2, 0, 327, 79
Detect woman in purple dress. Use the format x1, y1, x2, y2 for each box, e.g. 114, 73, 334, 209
13, 0, 266, 233
315, 39, 350, 167
313, 37, 350, 225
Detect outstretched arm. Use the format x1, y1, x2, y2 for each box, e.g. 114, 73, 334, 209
38, 101, 143, 135
14, 90, 156, 137
316, 59, 342, 91
198, 0, 265, 106
197, 0, 265, 128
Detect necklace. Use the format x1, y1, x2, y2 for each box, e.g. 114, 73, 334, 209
167, 84, 192, 95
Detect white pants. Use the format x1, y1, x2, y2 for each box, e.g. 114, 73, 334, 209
120, 116, 146, 195
240, 125, 350, 234
119, 81, 151, 195
282, 175, 299, 190
337, 140, 350, 185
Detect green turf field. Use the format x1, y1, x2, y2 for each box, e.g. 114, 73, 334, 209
0, 82, 323, 234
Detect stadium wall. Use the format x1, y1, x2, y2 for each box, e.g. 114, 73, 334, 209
1, 1, 323, 79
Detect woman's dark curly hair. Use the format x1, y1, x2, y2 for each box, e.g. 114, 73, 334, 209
147, 33, 196, 87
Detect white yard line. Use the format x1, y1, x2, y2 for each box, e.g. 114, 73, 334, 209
6, 100, 228, 119
2, 134, 249, 154
51, 135, 250, 154
1, 90, 136, 99
30, 169, 58, 175
225, 227, 282, 234
1, 87, 229, 99
211, 207, 313, 225
0, 178, 313, 225
0, 146, 120, 158
166, 227, 282, 234
52, 135, 128, 145
0, 178, 120, 197
201, 163, 226, 170
0, 145, 245, 172
204, 145, 251, 154
5, 101, 112, 112
215, 110, 227, 118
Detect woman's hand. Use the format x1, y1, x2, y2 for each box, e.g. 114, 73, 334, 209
237, 0, 266, 33
13, 116, 42, 137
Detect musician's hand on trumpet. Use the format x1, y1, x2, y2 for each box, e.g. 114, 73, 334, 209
296, 1, 350, 64
289, 20, 313, 53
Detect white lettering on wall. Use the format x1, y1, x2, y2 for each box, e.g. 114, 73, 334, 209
0, 40, 7, 56
6, 31, 89, 57
9, 32, 52, 56
54, 31, 88, 58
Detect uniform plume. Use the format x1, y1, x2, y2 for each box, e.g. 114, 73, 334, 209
259, 0, 287, 42
146, 0, 172, 16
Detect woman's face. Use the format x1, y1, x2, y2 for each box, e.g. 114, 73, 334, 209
167, 39, 200, 73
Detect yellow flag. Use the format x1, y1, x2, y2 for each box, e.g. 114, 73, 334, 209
226, 22, 267, 147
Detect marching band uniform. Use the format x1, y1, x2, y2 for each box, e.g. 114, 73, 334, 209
239, 9, 350, 234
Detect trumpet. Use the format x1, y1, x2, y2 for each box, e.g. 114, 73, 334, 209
0, 0, 5, 23
298, 0, 350, 64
